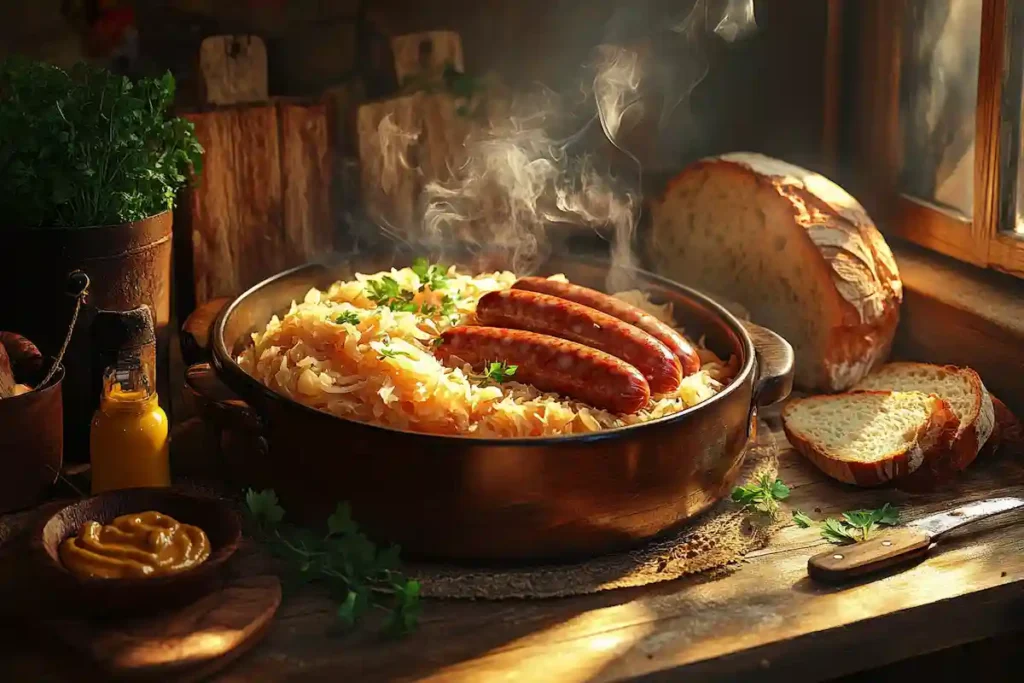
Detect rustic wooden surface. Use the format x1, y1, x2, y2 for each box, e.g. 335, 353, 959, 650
391, 31, 465, 85
198, 35, 269, 107
183, 100, 334, 307
209, 413, 1023, 682
357, 91, 471, 235
3, 408, 1024, 681
46, 574, 280, 682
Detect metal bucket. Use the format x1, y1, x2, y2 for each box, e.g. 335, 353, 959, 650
0, 363, 64, 514
0, 212, 172, 461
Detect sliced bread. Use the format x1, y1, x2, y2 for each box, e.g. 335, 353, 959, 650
782, 391, 955, 486
854, 362, 995, 476
649, 153, 903, 392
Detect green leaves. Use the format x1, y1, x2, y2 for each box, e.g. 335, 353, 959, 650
365, 262, 456, 319
335, 311, 360, 326
411, 257, 449, 291
366, 276, 418, 312
244, 490, 421, 636
0, 58, 203, 228
792, 510, 815, 528
245, 489, 285, 527
731, 473, 790, 519
475, 361, 518, 385
793, 504, 901, 545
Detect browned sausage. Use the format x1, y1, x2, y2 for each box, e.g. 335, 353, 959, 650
476, 289, 682, 395
512, 277, 702, 376
435, 326, 650, 414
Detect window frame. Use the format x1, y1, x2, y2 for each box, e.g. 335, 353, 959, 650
844, 0, 1024, 278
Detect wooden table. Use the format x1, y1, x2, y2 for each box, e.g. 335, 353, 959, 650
5, 416, 1024, 682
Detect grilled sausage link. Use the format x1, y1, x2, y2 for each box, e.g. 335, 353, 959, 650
435, 326, 651, 414
476, 289, 682, 395
513, 277, 702, 376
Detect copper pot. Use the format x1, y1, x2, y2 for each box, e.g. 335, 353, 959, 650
187, 251, 793, 562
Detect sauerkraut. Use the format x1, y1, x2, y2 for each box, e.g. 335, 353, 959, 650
237, 264, 733, 437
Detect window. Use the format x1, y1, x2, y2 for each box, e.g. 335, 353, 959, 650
844, 0, 1024, 278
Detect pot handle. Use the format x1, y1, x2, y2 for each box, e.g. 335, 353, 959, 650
739, 320, 794, 407
185, 362, 264, 435
181, 298, 232, 366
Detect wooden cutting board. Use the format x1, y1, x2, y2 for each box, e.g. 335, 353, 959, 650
0, 504, 281, 681
44, 572, 281, 682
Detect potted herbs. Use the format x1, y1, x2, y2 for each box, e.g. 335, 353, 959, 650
0, 57, 203, 457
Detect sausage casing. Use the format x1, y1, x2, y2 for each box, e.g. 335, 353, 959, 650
476, 289, 682, 395
435, 326, 651, 414
512, 276, 702, 376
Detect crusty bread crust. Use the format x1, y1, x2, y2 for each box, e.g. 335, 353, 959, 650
652, 153, 902, 392
853, 362, 995, 489
782, 391, 955, 487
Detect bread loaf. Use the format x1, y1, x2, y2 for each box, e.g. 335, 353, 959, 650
649, 153, 903, 392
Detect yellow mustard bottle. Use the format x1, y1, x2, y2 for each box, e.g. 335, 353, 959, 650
89, 307, 170, 494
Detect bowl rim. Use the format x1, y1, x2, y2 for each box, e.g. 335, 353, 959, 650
32, 487, 242, 588
211, 253, 758, 445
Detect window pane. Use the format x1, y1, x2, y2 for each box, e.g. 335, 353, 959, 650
898, 0, 982, 219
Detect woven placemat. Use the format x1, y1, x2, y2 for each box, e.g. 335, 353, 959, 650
409, 419, 785, 599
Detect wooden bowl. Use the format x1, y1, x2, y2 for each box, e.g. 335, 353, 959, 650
30, 488, 242, 616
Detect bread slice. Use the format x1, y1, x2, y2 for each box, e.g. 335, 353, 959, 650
782, 391, 955, 486
649, 153, 903, 392
854, 363, 995, 478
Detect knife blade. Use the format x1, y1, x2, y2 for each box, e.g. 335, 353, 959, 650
807, 496, 1024, 583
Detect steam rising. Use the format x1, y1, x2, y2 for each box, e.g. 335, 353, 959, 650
421, 92, 637, 275
374, 0, 756, 284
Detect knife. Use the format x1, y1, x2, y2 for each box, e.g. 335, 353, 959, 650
807, 496, 1024, 583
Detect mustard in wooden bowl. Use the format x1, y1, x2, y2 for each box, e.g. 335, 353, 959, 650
58, 511, 211, 579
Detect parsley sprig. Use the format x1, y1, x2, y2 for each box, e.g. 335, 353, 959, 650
244, 489, 421, 636
364, 261, 455, 317
411, 257, 449, 292
366, 276, 418, 313
792, 504, 900, 545
731, 473, 790, 519
335, 310, 360, 326
474, 360, 518, 385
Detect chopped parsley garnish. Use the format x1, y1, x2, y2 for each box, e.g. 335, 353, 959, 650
731, 473, 790, 519
335, 310, 360, 325
366, 276, 418, 312
440, 294, 457, 316
378, 346, 414, 360
475, 360, 518, 385
411, 257, 449, 291
418, 294, 458, 320
791, 504, 900, 544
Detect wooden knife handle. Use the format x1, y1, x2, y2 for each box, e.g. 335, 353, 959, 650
807, 528, 933, 583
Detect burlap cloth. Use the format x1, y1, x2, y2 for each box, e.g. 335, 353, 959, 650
408, 418, 785, 599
